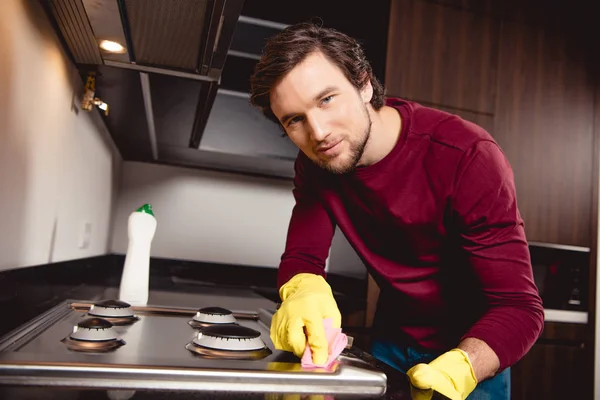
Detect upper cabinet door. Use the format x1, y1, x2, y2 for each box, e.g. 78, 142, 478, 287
385, 0, 500, 115
385, 0, 596, 248
493, 16, 595, 248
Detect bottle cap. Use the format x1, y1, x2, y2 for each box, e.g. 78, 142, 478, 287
136, 204, 155, 216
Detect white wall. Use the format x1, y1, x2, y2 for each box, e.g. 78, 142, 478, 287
0, 0, 122, 271
111, 161, 366, 277
110, 161, 296, 267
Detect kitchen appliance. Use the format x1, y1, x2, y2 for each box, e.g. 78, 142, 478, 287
0, 297, 392, 399
530, 245, 590, 312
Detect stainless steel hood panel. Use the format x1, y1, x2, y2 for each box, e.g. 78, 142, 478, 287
42, 0, 244, 79
123, 0, 209, 71
47, 0, 103, 64
0, 301, 387, 397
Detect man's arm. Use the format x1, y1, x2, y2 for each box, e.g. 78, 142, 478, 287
458, 337, 500, 382
407, 138, 543, 399
270, 155, 342, 365
277, 154, 336, 289
452, 139, 544, 372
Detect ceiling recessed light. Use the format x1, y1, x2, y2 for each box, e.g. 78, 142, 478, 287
99, 40, 126, 54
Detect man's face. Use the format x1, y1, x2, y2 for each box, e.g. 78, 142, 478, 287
270, 52, 373, 174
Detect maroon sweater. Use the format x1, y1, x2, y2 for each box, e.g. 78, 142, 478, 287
277, 98, 544, 370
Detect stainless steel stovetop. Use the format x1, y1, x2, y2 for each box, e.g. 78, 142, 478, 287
0, 298, 388, 399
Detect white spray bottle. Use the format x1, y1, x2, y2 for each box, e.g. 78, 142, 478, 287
118, 203, 157, 306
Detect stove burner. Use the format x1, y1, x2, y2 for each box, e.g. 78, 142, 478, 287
186, 324, 271, 360
87, 299, 139, 325
76, 317, 116, 335
61, 317, 125, 352
188, 306, 237, 329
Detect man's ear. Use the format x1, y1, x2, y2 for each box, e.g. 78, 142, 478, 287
360, 78, 374, 104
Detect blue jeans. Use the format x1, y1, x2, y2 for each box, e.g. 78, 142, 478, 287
371, 338, 511, 400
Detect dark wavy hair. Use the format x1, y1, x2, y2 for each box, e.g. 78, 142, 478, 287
250, 21, 386, 125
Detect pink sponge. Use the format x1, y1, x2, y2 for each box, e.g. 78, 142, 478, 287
301, 318, 348, 369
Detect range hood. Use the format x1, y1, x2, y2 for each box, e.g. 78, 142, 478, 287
40, 0, 299, 179
40, 1, 390, 179
39, 1, 246, 157
42, 0, 243, 80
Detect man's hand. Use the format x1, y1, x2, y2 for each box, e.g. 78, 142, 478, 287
270, 273, 341, 365
407, 349, 477, 400
406, 337, 500, 400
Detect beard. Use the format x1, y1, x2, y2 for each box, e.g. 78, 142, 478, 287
315, 104, 372, 175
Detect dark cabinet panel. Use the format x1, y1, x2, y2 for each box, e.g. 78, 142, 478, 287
492, 18, 595, 247
511, 341, 589, 400
420, 0, 504, 15
385, 0, 596, 248
385, 0, 499, 114
539, 321, 588, 341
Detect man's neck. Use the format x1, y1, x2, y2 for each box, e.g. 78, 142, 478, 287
359, 105, 402, 167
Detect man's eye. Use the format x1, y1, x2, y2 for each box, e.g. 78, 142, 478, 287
288, 116, 303, 126
322, 95, 334, 105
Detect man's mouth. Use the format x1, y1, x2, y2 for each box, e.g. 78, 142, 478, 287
317, 140, 342, 156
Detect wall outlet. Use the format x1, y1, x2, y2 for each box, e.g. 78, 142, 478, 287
79, 221, 92, 249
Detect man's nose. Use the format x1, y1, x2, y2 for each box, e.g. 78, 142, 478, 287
306, 114, 329, 142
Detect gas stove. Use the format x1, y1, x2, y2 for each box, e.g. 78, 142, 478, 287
0, 298, 390, 399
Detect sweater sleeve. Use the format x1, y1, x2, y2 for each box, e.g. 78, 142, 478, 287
451, 140, 544, 371
277, 156, 336, 290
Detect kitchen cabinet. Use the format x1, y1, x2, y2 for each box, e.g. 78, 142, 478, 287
386, 0, 499, 115
422, 0, 502, 15
385, 0, 596, 248
511, 342, 588, 399
492, 12, 595, 248
510, 322, 590, 400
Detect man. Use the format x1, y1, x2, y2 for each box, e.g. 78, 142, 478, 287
250, 21, 544, 400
